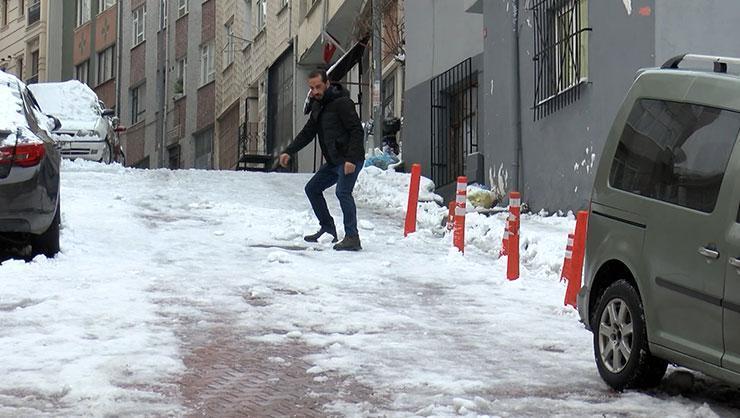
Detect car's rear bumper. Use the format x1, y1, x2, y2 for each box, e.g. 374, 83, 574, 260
0, 162, 59, 235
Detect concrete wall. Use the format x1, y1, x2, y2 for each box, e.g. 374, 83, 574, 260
403, 0, 484, 184
483, 0, 655, 211
655, 0, 740, 65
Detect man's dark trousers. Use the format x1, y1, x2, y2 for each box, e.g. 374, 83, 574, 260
304, 161, 364, 237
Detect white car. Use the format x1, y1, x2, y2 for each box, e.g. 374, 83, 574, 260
28, 81, 116, 163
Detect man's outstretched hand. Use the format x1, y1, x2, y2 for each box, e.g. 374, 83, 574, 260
279, 153, 291, 168
344, 162, 356, 175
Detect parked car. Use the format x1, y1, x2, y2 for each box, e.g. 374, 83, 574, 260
578, 54, 740, 391
28, 80, 116, 164
0, 71, 62, 258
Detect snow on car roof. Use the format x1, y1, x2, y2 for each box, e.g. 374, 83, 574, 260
28, 80, 102, 124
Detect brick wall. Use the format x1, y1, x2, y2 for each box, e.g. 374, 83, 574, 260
197, 81, 215, 131
218, 102, 240, 170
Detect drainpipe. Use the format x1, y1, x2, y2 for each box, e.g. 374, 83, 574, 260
159, 3, 170, 168
512, 0, 523, 193
115, 1, 123, 117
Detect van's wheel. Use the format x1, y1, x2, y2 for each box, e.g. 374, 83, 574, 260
32, 199, 61, 258
592, 280, 667, 391
101, 142, 112, 164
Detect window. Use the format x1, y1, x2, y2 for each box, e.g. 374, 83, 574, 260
130, 84, 145, 124
610, 99, 740, 213
19, 0, 23, 16
76, 0, 91, 26
194, 129, 213, 169
257, 0, 266, 30
97, 46, 115, 85
75, 60, 89, 85
243, 0, 252, 39
27, 0, 40, 25
160, 0, 167, 29
200, 42, 214, 85
174, 57, 186, 94
382, 72, 395, 118
531, 0, 589, 120
28, 47, 39, 83
2, 0, 8, 26
132, 5, 146, 46
177, 0, 187, 18
98, 0, 115, 14
223, 21, 235, 68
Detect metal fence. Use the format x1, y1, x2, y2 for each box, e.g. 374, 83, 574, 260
430, 57, 478, 188
530, 0, 591, 120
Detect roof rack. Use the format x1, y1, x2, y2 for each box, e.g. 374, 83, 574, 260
661, 54, 740, 74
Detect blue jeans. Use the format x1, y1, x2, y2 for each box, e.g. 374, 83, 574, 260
304, 161, 364, 237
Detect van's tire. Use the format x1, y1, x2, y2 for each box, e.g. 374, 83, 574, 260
32, 199, 61, 258
592, 280, 667, 391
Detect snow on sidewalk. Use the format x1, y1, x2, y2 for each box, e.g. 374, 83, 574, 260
0, 160, 736, 417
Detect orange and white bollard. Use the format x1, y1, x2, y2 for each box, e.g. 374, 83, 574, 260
565, 211, 589, 308
499, 219, 510, 257
506, 192, 521, 281
447, 201, 455, 232
453, 176, 467, 253
560, 233, 575, 283
404, 164, 422, 237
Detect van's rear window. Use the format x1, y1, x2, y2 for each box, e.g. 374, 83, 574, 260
610, 99, 740, 213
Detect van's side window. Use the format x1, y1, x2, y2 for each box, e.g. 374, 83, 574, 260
610, 99, 740, 213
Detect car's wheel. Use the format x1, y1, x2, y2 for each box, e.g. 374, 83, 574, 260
592, 279, 667, 391
32, 199, 61, 258
100, 142, 112, 164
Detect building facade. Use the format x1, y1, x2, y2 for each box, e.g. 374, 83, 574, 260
0, 0, 74, 84
404, 0, 740, 211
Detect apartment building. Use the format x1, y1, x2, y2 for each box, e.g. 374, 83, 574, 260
0, 0, 74, 84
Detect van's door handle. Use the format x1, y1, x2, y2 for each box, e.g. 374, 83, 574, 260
730, 257, 740, 269
698, 247, 720, 260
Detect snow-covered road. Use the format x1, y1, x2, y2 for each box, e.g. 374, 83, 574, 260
0, 161, 738, 417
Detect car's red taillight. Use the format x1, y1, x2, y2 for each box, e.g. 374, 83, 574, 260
13, 143, 46, 167
0, 143, 46, 168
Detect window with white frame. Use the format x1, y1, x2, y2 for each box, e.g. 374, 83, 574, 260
160, 0, 167, 29
98, 0, 116, 14
131, 84, 145, 124
75, 60, 90, 85
223, 21, 235, 68
200, 43, 214, 85
132, 5, 146, 46
177, 0, 188, 18
257, 0, 266, 30
76, 0, 91, 26
97, 46, 115, 85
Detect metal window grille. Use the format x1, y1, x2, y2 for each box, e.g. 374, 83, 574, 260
530, 0, 590, 120
431, 57, 478, 188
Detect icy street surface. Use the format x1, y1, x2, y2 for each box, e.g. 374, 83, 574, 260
1, 161, 739, 417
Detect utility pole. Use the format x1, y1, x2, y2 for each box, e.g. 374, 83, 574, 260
372, 0, 383, 148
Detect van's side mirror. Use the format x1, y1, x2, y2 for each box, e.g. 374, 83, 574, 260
102, 109, 116, 117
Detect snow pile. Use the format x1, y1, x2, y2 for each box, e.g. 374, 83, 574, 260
28, 80, 102, 124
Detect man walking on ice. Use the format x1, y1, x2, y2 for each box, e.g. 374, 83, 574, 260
279, 70, 365, 251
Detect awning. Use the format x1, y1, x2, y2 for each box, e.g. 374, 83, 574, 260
303, 38, 368, 114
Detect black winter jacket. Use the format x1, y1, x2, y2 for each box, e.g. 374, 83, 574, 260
284, 84, 364, 165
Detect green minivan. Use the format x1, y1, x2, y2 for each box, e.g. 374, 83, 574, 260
578, 54, 740, 391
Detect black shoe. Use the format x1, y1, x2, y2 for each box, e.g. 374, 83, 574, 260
304, 227, 338, 243
333, 235, 362, 251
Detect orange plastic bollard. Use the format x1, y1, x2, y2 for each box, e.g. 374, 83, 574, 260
453, 176, 467, 253
447, 201, 455, 231
565, 211, 589, 308
499, 220, 510, 257
507, 192, 521, 281
404, 164, 422, 237
560, 233, 575, 283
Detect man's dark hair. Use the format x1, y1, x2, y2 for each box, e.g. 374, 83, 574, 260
308, 69, 328, 83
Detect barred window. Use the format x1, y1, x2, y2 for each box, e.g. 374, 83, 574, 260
531, 0, 590, 120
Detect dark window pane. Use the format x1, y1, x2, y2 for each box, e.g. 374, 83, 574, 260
610, 99, 740, 213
